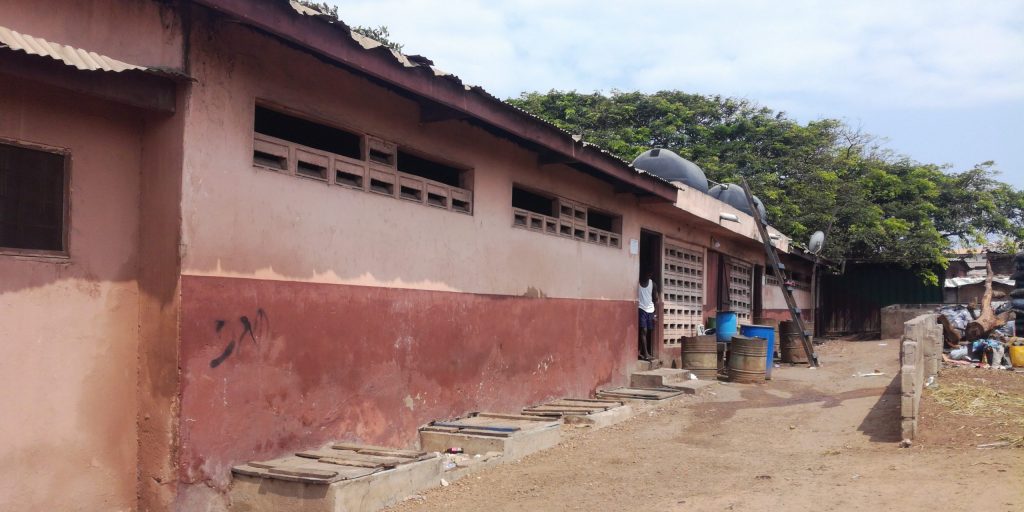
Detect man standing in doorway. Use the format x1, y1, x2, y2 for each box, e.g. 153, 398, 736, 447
638, 270, 658, 361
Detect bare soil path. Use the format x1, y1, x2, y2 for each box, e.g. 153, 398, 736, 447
388, 341, 1023, 512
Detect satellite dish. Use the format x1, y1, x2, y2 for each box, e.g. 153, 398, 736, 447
808, 231, 825, 254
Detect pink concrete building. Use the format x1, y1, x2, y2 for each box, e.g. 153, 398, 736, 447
0, 1, 812, 510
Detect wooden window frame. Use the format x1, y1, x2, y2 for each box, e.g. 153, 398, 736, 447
0, 138, 71, 259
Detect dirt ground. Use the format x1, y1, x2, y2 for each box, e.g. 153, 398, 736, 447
388, 341, 1024, 512
919, 365, 1024, 449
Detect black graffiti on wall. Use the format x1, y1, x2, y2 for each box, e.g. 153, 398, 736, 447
209, 309, 270, 368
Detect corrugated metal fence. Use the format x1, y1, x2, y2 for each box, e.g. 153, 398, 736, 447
820, 263, 942, 336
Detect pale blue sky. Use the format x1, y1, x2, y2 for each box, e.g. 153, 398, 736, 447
329, 0, 1024, 188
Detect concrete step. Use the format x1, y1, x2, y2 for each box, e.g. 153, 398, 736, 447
631, 359, 663, 372
670, 379, 716, 394
630, 368, 694, 388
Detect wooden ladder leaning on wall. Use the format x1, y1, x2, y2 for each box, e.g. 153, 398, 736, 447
739, 178, 819, 367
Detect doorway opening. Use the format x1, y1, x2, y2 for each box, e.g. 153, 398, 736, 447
638, 229, 663, 361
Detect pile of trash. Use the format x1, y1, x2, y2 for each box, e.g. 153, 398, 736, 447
938, 305, 1021, 370
946, 338, 1020, 369
439, 448, 502, 473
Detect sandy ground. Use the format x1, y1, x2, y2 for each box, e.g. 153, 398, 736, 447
387, 341, 1024, 512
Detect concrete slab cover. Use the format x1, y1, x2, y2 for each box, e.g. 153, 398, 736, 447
522, 398, 624, 417
419, 412, 560, 460
596, 387, 684, 400
630, 368, 694, 388
522, 398, 633, 429
229, 445, 442, 512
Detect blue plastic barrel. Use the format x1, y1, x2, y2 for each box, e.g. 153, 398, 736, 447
716, 311, 738, 342
740, 324, 775, 379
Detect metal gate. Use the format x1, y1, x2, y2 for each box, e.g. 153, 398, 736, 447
662, 242, 705, 346
728, 259, 754, 323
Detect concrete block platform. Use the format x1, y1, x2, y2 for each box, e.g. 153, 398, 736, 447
671, 379, 716, 394
632, 359, 663, 372
596, 387, 684, 400
419, 412, 560, 460
522, 398, 633, 429
229, 444, 442, 512
630, 368, 694, 388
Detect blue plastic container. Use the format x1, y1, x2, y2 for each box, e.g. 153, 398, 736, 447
740, 324, 775, 379
715, 311, 738, 343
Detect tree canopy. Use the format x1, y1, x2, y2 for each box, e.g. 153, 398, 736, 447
508, 90, 1024, 283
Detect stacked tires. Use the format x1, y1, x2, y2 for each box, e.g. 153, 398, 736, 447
1014, 253, 1024, 335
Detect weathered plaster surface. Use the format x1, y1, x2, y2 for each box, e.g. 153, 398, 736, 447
178, 275, 633, 487
0, 79, 143, 512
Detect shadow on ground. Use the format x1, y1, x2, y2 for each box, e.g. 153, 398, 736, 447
856, 375, 902, 443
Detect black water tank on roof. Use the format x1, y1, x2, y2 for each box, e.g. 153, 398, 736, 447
631, 148, 709, 193
709, 183, 767, 219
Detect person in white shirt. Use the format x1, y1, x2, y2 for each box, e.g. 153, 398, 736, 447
638, 270, 658, 361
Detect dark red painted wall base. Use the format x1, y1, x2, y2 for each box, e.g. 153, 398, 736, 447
178, 275, 634, 484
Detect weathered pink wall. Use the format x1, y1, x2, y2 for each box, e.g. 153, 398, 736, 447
178, 276, 633, 487
172, 10, 792, 507
137, 86, 187, 511
179, 18, 640, 301
173, 17, 643, 498
0, 0, 185, 70
0, 79, 143, 512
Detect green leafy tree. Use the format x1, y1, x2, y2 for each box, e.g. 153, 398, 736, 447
508, 90, 1022, 281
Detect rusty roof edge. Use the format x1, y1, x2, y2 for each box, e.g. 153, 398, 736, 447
0, 24, 194, 82
190, 0, 677, 202
0, 25, 145, 72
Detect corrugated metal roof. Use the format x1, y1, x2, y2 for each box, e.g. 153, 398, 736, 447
0, 25, 147, 72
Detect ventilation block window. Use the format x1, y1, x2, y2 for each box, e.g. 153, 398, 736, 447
250, 104, 472, 215
511, 185, 620, 248
0, 142, 68, 253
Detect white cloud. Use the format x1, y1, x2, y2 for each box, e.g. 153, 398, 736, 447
329, 0, 1024, 110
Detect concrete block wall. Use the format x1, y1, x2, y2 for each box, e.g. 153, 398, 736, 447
899, 313, 942, 440
881, 304, 943, 340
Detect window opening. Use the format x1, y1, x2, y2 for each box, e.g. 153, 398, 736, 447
254, 106, 361, 159
511, 185, 620, 248
250, 104, 473, 215
512, 187, 556, 217
587, 208, 616, 232
397, 150, 463, 187
0, 142, 67, 252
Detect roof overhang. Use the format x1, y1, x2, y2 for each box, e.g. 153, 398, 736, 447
190, 0, 678, 202
0, 25, 180, 113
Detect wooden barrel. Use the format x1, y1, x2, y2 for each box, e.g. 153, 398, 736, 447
680, 334, 718, 379
780, 320, 809, 364
728, 335, 767, 383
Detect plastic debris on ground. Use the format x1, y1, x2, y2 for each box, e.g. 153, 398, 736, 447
440, 451, 502, 473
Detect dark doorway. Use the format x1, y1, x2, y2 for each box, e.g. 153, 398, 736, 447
639, 229, 663, 360
753, 264, 764, 320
